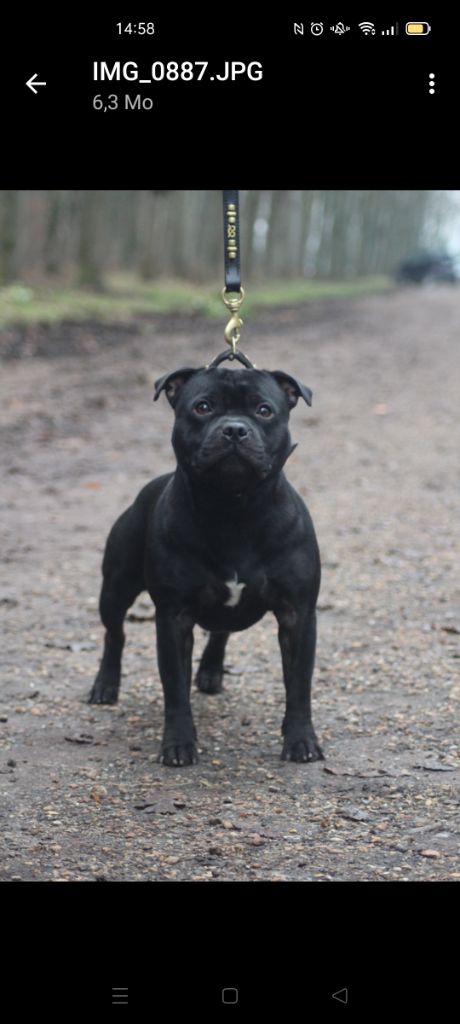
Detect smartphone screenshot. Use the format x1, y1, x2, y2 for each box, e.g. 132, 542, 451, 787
1, 10, 457, 1018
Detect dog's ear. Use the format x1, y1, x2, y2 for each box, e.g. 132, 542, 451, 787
270, 370, 312, 409
153, 367, 200, 408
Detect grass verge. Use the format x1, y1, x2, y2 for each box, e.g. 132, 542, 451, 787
0, 274, 391, 328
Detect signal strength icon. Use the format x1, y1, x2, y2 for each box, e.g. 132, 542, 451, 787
359, 22, 375, 35
381, 23, 399, 35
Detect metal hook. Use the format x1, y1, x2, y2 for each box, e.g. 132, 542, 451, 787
224, 313, 244, 353
222, 287, 245, 354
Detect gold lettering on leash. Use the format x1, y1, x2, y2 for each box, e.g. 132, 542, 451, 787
226, 203, 238, 259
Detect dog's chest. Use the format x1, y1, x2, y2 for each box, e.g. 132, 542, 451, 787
223, 573, 246, 607
195, 569, 269, 633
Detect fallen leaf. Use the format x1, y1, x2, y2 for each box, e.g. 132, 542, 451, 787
65, 733, 95, 745
136, 798, 179, 815
323, 765, 387, 779
341, 807, 370, 823
414, 761, 457, 772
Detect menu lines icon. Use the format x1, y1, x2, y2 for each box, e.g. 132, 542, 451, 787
112, 988, 128, 1006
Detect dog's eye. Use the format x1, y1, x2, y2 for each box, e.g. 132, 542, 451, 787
256, 404, 273, 418
194, 401, 212, 415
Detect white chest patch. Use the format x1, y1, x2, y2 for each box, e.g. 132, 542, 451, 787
224, 574, 246, 607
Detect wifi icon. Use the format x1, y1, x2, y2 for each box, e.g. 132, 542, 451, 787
359, 22, 375, 34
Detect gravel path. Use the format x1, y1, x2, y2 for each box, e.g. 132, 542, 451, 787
1, 287, 459, 881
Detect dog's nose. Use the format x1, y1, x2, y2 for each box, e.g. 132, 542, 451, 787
222, 421, 249, 442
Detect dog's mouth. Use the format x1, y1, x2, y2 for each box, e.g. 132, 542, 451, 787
192, 442, 271, 480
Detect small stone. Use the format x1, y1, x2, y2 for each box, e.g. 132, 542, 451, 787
90, 785, 108, 803
250, 835, 265, 847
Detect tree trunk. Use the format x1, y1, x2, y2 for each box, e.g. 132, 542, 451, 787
265, 190, 290, 277
241, 189, 260, 279
0, 190, 20, 284
44, 190, 63, 275
138, 191, 171, 280
77, 190, 104, 289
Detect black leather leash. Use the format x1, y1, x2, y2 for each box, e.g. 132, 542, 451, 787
206, 190, 254, 371
223, 189, 241, 293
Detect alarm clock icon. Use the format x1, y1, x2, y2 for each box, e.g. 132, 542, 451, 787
311, 22, 324, 36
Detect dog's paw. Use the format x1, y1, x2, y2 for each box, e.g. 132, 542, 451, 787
196, 669, 224, 695
159, 742, 199, 767
159, 716, 198, 767
88, 672, 120, 705
281, 727, 324, 763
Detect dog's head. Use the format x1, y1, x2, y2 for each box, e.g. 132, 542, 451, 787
154, 365, 312, 493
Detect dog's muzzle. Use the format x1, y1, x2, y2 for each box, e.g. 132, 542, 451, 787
193, 417, 268, 475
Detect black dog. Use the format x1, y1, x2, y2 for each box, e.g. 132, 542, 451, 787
89, 364, 323, 767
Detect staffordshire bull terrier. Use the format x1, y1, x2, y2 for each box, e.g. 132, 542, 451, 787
89, 364, 323, 767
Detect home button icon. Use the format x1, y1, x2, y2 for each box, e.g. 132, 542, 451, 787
222, 987, 239, 1005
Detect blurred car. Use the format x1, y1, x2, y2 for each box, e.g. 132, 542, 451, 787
394, 250, 458, 284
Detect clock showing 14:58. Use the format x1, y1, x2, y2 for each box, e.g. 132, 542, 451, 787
116, 23, 155, 35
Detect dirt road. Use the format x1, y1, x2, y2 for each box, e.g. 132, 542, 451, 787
1, 287, 459, 880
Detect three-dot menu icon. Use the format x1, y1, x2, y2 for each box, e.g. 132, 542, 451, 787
429, 73, 435, 95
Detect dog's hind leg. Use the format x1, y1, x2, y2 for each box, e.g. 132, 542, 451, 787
89, 508, 145, 705
195, 631, 230, 694
89, 577, 143, 705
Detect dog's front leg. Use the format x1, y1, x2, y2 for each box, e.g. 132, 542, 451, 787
275, 604, 324, 763
155, 609, 198, 766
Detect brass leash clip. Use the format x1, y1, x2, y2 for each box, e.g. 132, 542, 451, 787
222, 287, 245, 356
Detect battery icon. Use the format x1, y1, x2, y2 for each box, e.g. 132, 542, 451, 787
406, 22, 431, 34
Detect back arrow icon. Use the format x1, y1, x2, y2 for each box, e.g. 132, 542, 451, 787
332, 988, 348, 1004
26, 74, 47, 94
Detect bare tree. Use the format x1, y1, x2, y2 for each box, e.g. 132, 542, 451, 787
0, 190, 19, 284
77, 190, 105, 289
